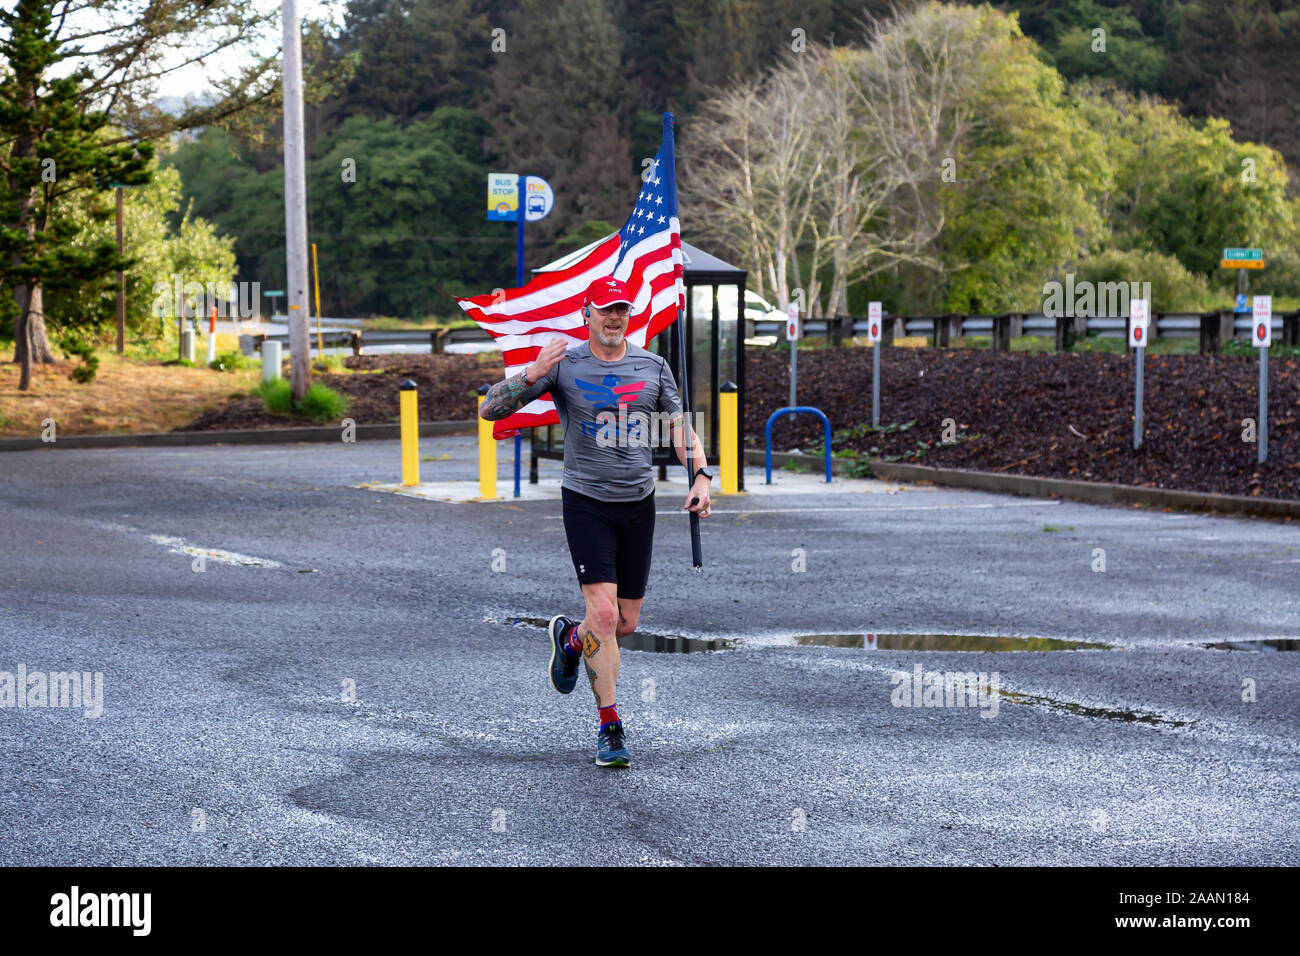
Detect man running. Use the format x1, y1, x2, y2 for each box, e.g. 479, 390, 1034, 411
479, 276, 712, 768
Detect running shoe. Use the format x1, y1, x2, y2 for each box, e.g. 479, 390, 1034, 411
596, 721, 631, 768
548, 614, 581, 694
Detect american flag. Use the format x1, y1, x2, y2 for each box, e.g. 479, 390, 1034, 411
456, 113, 685, 439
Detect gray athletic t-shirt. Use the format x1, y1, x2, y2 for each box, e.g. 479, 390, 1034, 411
517, 340, 683, 502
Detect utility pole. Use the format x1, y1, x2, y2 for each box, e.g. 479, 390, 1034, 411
282, 0, 310, 400
115, 186, 125, 354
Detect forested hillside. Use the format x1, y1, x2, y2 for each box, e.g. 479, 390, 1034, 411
164, 0, 1300, 318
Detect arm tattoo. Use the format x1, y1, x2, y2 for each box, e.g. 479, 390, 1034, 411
480, 375, 531, 420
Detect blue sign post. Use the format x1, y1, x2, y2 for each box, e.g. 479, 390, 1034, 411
516, 174, 526, 287
487, 172, 555, 495
487, 173, 554, 287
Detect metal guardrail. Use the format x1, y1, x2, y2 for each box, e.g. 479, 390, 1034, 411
240, 326, 493, 356
749, 311, 1300, 352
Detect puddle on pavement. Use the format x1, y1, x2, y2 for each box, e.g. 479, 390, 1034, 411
486, 614, 1187, 727
483, 615, 736, 653
1202, 640, 1298, 652
793, 633, 1111, 651
485, 616, 1106, 653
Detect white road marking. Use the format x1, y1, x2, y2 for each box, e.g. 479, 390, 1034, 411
146, 534, 283, 568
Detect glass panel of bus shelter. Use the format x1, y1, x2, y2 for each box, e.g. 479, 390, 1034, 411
690, 284, 714, 454
717, 283, 738, 395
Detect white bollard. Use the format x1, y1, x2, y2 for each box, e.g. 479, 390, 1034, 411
206, 332, 217, 365
181, 329, 196, 363
262, 340, 281, 382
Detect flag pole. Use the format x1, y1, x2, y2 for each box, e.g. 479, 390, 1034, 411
664, 112, 703, 571
676, 303, 702, 571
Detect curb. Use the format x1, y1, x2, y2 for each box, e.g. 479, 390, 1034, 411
743, 449, 1299, 519
0, 420, 479, 452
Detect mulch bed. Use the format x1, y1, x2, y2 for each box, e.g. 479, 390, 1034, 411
183, 352, 504, 431
184, 347, 1299, 499
746, 347, 1299, 500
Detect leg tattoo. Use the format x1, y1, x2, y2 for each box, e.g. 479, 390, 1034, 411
583, 627, 602, 658
583, 657, 601, 706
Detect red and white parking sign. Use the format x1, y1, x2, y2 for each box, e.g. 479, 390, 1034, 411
1252, 295, 1272, 347
867, 301, 882, 343
1127, 299, 1149, 348
786, 302, 799, 340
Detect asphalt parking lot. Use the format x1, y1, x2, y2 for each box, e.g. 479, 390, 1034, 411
0, 437, 1296, 864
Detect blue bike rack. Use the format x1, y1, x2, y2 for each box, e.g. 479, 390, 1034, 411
765, 407, 833, 484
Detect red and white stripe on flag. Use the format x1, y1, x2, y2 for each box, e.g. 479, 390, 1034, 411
456, 220, 683, 440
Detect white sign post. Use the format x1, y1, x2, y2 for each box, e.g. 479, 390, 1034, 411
1129, 299, 1149, 450
787, 302, 800, 408
1253, 295, 1271, 463
868, 301, 882, 426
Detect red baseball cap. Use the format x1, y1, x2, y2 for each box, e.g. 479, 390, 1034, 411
584, 276, 633, 308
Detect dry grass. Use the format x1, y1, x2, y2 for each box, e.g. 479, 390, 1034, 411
0, 337, 261, 438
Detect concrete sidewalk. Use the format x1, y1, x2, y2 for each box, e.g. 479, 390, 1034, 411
358, 460, 930, 503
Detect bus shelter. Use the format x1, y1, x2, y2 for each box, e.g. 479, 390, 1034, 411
526, 239, 748, 491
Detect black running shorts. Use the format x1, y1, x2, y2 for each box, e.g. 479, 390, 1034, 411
561, 486, 656, 600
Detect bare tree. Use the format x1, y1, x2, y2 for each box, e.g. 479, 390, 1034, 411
682, 58, 827, 314
680, 77, 769, 299
683, 30, 951, 320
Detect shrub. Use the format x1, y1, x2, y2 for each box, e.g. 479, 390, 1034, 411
1071, 249, 1220, 312
254, 379, 349, 421
210, 350, 255, 372
57, 331, 100, 383
298, 383, 349, 422
255, 378, 293, 414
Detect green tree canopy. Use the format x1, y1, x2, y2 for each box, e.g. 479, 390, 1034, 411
1073, 82, 1297, 279
165, 108, 511, 317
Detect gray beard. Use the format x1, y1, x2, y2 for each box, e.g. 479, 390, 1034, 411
596, 327, 624, 348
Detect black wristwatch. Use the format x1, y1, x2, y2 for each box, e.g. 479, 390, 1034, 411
694, 468, 713, 483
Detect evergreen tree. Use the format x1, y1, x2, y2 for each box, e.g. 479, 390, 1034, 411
0, 0, 151, 391
480, 0, 637, 248
1171, 0, 1300, 168
1, 0, 276, 390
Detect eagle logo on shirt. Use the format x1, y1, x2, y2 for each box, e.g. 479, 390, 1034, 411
576, 374, 647, 405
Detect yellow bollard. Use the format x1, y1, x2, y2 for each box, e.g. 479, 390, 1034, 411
400, 379, 419, 486
477, 386, 497, 500
719, 381, 738, 495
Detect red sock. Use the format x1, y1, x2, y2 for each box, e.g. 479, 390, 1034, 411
564, 623, 583, 656
599, 703, 619, 729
